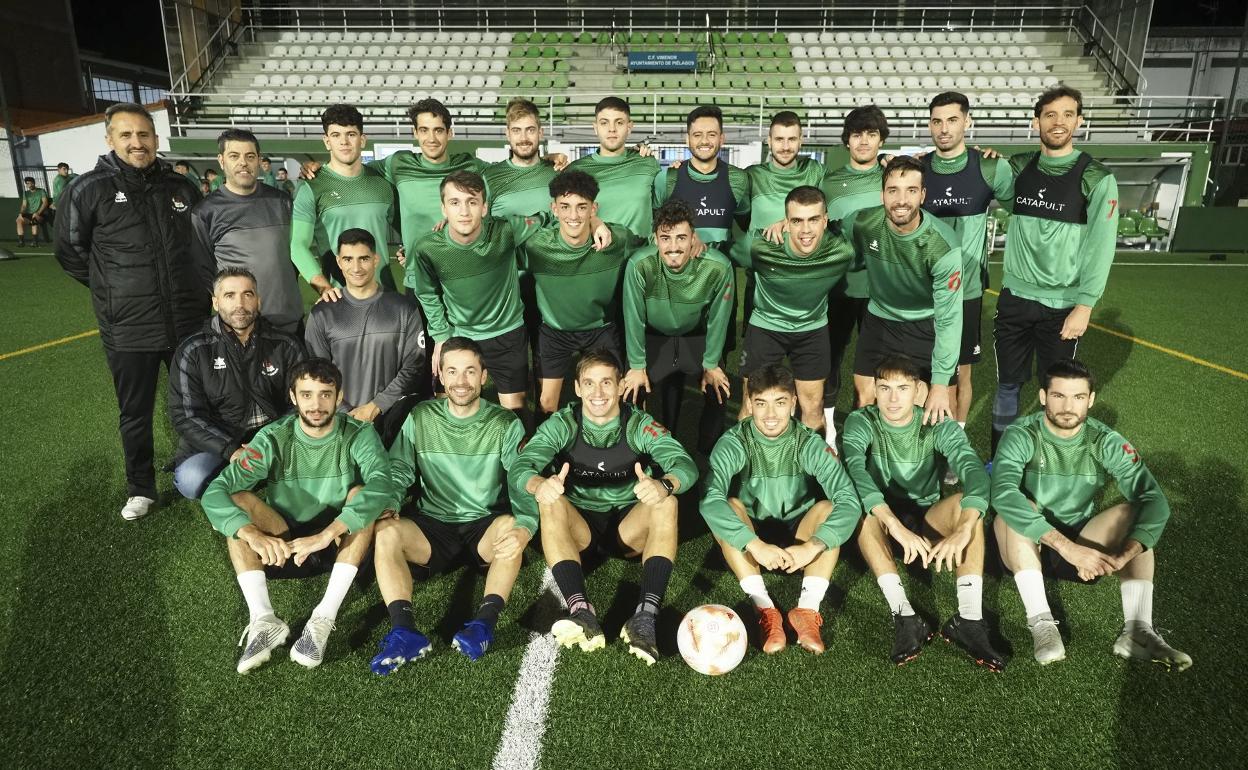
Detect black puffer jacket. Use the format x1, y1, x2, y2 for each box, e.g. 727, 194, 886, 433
55, 152, 213, 351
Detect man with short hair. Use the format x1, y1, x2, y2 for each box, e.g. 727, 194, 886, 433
700, 364, 861, 654
737, 111, 825, 268
202, 358, 396, 672
275, 167, 295, 198
16, 177, 50, 246
483, 98, 559, 218
49, 163, 77, 222
174, 160, 200, 188
55, 102, 211, 521
991, 87, 1120, 459
843, 354, 1001, 670
305, 228, 428, 446
621, 198, 735, 454
510, 349, 698, 665
370, 337, 533, 673
258, 156, 277, 187
170, 268, 305, 499
568, 97, 660, 235
191, 128, 303, 334
204, 168, 222, 191
993, 359, 1189, 670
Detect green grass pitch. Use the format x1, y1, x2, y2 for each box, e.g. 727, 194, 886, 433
1, 245, 1245, 768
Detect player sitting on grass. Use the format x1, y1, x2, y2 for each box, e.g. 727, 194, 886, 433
700, 364, 862, 655
201, 358, 396, 673
510, 349, 698, 665
992, 359, 1191, 670
369, 338, 533, 673
842, 355, 1002, 670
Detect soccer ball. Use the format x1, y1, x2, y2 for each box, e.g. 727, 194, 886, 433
677, 604, 749, 675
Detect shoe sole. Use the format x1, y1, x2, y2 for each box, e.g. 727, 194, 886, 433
794, 636, 825, 655
121, 509, 154, 521
618, 627, 657, 666
237, 627, 291, 674
1113, 643, 1192, 672
451, 638, 487, 661
551, 619, 605, 652
940, 633, 1005, 673
1036, 651, 1067, 665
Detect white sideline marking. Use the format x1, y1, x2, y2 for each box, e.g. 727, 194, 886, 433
492, 569, 563, 770
986, 260, 1247, 267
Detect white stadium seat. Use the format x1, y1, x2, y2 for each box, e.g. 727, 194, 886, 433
272, 45, 287, 57
914, 31, 931, 44
855, 45, 871, 58
418, 74, 435, 88
867, 31, 884, 44
457, 59, 475, 72
973, 75, 991, 89
828, 31, 844, 45
450, 31, 467, 44
301, 74, 318, 87
863, 59, 878, 73
948, 31, 964, 44
269, 74, 286, 87
889, 45, 905, 58
434, 31, 451, 44
325, 31, 342, 44
402, 74, 420, 88
834, 75, 852, 90
796, 60, 812, 73
462, 45, 478, 59
788, 32, 804, 45
945, 60, 963, 73
397, 44, 414, 57
895, 60, 912, 73
490, 60, 505, 72
310, 31, 327, 43
872, 45, 889, 58
334, 74, 352, 87
435, 74, 452, 88
792, 46, 807, 58
929, 60, 947, 74
278, 59, 295, 72
481, 31, 497, 44
394, 59, 411, 71
252, 74, 269, 87
980, 60, 996, 73
955, 46, 973, 59
1009, 75, 1027, 89
385, 74, 403, 88
845, 60, 862, 73
826, 59, 844, 73
497, 32, 513, 44
912, 60, 929, 73
468, 74, 485, 88
964, 31, 980, 44
964, 60, 980, 73
294, 59, 312, 72
485, 74, 501, 88
466, 32, 482, 44
414, 45, 430, 58
931, 31, 947, 44
996, 60, 1013, 73
800, 76, 817, 90
451, 75, 469, 89
1012, 31, 1028, 43
802, 31, 819, 45
886, 75, 904, 90
344, 59, 360, 72
382, 44, 398, 57
375, 60, 391, 72
806, 45, 822, 58
921, 45, 938, 59
279, 30, 296, 43
898, 31, 915, 45
430, 45, 446, 58
358, 31, 374, 43
366, 45, 382, 57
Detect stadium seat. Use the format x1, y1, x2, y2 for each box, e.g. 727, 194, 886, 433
845, 60, 862, 73
980, 60, 996, 73
344, 59, 360, 72
326, 31, 342, 44
252, 74, 269, 87
914, 31, 931, 44
310, 31, 327, 43
912, 60, 929, 73
278, 59, 295, 72
272, 45, 287, 57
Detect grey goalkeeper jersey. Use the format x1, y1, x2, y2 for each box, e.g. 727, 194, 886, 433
191, 184, 303, 333
304, 288, 428, 412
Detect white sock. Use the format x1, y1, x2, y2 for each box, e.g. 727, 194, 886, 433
312, 563, 359, 620
956, 574, 983, 621
876, 573, 913, 616
1120, 579, 1153, 627
739, 574, 774, 609
237, 570, 274, 623
798, 576, 830, 610
823, 407, 837, 446
1013, 569, 1052, 621
957, 420, 967, 430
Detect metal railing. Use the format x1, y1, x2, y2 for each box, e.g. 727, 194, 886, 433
1072, 5, 1148, 96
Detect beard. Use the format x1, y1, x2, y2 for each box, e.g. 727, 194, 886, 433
298, 407, 334, 429
1044, 405, 1086, 430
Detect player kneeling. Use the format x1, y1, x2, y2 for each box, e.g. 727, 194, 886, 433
844, 355, 1002, 669
701, 365, 862, 654
201, 359, 396, 673
993, 359, 1190, 670
370, 338, 534, 674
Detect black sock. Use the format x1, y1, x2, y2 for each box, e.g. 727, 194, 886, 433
635, 556, 674, 616
551, 560, 592, 615
990, 427, 1004, 458
387, 599, 415, 630
474, 594, 506, 630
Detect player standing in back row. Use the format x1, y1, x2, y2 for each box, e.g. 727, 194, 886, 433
568, 97, 660, 235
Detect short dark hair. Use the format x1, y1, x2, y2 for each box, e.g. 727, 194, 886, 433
686, 104, 723, 131
321, 103, 364, 133
841, 104, 890, 146
409, 97, 452, 130
261, 156, 271, 163
22, 176, 34, 185
874, 354, 924, 383
439, 336, 484, 367
217, 128, 260, 155
747, 364, 796, 396
337, 227, 376, 252
882, 155, 925, 188
174, 160, 189, 170
276, 168, 288, 177
548, 169, 599, 202
929, 91, 971, 115
56, 162, 69, 170
506, 97, 541, 125
104, 102, 154, 130
213, 266, 258, 294
785, 185, 826, 211
440, 169, 486, 200
770, 111, 802, 132
594, 96, 631, 117
1042, 358, 1096, 392
1035, 85, 1083, 117
288, 357, 342, 393
653, 198, 695, 234
574, 348, 622, 380
204, 168, 219, 178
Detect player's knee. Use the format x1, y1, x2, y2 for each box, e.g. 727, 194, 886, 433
374, 516, 401, 543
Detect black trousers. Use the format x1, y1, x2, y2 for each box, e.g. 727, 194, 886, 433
104, 348, 174, 499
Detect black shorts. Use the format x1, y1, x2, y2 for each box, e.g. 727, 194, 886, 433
996, 516, 1101, 584
477, 325, 530, 394
992, 287, 1080, 385
646, 332, 709, 382
751, 514, 804, 547
537, 322, 621, 380
19, 212, 35, 223
579, 504, 638, 557
960, 296, 984, 366
265, 507, 341, 579
403, 510, 504, 573
853, 312, 957, 385
741, 323, 831, 381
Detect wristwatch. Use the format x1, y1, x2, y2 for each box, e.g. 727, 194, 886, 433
658, 477, 676, 496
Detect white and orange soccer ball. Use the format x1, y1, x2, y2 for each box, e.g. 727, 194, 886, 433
677, 604, 749, 675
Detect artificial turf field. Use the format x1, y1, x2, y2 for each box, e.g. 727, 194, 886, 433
1, 244, 1245, 769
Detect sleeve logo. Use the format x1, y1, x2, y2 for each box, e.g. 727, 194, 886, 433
238, 445, 263, 471
947, 271, 962, 291
1122, 443, 1139, 464
642, 421, 670, 438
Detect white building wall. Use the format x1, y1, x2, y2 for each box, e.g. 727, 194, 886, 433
35, 107, 174, 176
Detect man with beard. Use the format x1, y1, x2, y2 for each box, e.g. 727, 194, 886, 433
737, 112, 825, 269
844, 156, 962, 425
568, 97, 660, 235
202, 358, 396, 672
992, 359, 1190, 671
483, 98, 559, 218
370, 338, 532, 673
191, 129, 303, 335
990, 87, 1120, 459
170, 268, 306, 500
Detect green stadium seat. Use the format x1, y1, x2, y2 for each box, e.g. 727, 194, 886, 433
576, 31, 593, 44
537, 60, 554, 73
514, 32, 530, 44
1117, 217, 1140, 240
676, 32, 696, 45
558, 46, 573, 58
557, 32, 574, 44
770, 31, 788, 44
552, 74, 570, 89
502, 74, 522, 89
526, 45, 542, 57
520, 59, 538, 73
724, 32, 742, 44
542, 46, 558, 58
660, 32, 676, 45
554, 60, 570, 72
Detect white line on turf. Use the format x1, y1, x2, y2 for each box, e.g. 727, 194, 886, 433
492, 568, 564, 770
986, 260, 1247, 267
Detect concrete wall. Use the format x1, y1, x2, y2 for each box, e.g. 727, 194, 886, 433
1142, 31, 1248, 107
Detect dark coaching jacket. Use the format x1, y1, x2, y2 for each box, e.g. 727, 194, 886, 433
168, 315, 307, 463
55, 152, 213, 352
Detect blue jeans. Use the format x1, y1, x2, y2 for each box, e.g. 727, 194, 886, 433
174, 452, 226, 500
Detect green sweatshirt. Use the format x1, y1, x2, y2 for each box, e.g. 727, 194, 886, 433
700, 418, 863, 551
375, 151, 490, 261
568, 149, 660, 235
518, 222, 645, 331
822, 163, 883, 298
388, 398, 536, 534
652, 161, 752, 250
622, 246, 735, 370
842, 405, 989, 513
733, 156, 826, 269
52, 174, 77, 204
925, 150, 1015, 298
21, 188, 49, 214
290, 164, 398, 284
483, 157, 558, 218
509, 404, 698, 514
991, 412, 1170, 548
201, 413, 396, 539
1004, 150, 1119, 308
748, 227, 856, 333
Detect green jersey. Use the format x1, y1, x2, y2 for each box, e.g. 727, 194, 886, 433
376, 151, 490, 262
1004, 150, 1119, 308
52, 174, 77, 204
622, 246, 735, 371
991, 412, 1170, 549
483, 158, 558, 217
733, 157, 826, 268
842, 405, 989, 513
518, 222, 643, 331
924, 150, 1014, 298
748, 228, 855, 333
209, 175, 224, 191
291, 164, 398, 284
259, 169, 277, 187
568, 149, 660, 235
652, 161, 751, 250
21, 188, 48, 214
201, 413, 396, 539
701, 418, 862, 551
845, 206, 964, 381
510, 404, 698, 514
821, 163, 883, 298
408, 214, 545, 342
388, 398, 536, 534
